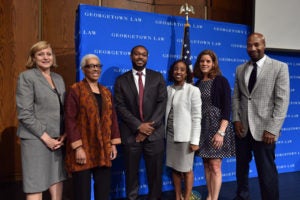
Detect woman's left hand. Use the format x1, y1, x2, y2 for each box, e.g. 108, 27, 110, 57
212, 133, 224, 149
58, 133, 66, 143
53, 133, 66, 150
190, 144, 199, 152
110, 144, 118, 160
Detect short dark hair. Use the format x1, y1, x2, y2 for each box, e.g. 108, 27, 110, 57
130, 45, 148, 56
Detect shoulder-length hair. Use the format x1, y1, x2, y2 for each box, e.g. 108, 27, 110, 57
25, 41, 57, 69
168, 59, 193, 83
193, 49, 221, 79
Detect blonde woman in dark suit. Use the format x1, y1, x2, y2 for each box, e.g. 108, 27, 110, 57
16, 41, 67, 200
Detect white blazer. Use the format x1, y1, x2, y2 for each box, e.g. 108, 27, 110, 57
165, 83, 202, 145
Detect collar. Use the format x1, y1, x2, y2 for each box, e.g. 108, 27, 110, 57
132, 68, 146, 76
171, 82, 187, 90
255, 55, 267, 68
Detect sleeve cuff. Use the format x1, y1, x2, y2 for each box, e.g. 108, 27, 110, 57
71, 140, 83, 150
111, 138, 121, 145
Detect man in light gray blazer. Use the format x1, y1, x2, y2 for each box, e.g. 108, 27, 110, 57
232, 33, 290, 200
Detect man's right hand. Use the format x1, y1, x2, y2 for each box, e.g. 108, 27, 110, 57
138, 121, 155, 136
135, 132, 147, 142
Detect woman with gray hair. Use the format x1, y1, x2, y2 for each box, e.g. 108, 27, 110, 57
64, 54, 121, 200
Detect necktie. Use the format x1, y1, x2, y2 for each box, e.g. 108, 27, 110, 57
137, 71, 144, 121
248, 62, 257, 93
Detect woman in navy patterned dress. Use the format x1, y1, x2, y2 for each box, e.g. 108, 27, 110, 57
194, 50, 235, 200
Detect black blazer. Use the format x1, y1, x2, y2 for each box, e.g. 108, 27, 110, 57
114, 68, 167, 144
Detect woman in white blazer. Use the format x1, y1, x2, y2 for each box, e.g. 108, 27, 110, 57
165, 60, 202, 200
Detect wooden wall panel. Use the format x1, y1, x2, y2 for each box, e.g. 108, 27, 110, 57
209, 0, 253, 26
42, 0, 99, 88
0, 0, 39, 182
102, 0, 154, 12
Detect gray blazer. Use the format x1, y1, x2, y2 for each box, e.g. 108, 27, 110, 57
232, 56, 290, 141
16, 68, 65, 139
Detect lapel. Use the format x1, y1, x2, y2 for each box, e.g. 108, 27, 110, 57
240, 61, 251, 95
33, 68, 62, 100
126, 70, 139, 98
144, 69, 151, 94
251, 56, 271, 93
52, 73, 64, 102
33, 68, 54, 90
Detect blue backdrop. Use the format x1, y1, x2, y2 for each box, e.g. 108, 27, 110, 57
75, 4, 300, 199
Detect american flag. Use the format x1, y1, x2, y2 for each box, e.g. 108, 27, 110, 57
181, 24, 193, 72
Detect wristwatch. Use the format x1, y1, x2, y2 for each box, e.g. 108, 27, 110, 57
217, 130, 225, 137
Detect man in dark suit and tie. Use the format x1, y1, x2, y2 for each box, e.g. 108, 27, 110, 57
232, 33, 290, 200
114, 45, 167, 200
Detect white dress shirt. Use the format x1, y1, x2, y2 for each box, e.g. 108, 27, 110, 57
245, 55, 266, 87
132, 68, 146, 94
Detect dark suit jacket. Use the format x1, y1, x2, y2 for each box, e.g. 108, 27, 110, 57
114, 68, 167, 144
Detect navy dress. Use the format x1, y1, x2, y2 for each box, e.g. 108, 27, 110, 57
196, 79, 235, 158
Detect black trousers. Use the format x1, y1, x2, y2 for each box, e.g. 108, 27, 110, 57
123, 139, 164, 200
72, 166, 112, 200
235, 131, 279, 200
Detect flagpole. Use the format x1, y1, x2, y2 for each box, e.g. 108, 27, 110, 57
179, 5, 202, 199
180, 3, 194, 72
180, 2, 194, 30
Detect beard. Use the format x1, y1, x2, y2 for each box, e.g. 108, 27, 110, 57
132, 61, 147, 71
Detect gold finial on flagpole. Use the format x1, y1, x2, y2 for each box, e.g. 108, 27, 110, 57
180, 3, 195, 25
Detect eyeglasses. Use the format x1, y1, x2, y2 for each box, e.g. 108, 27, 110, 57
84, 64, 103, 69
